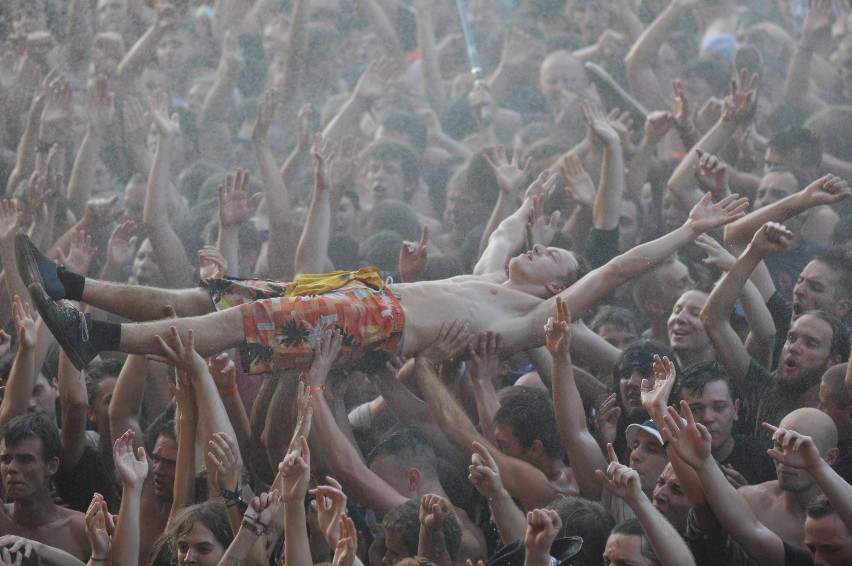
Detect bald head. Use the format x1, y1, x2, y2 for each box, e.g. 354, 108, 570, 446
821, 364, 851, 406
779, 408, 838, 457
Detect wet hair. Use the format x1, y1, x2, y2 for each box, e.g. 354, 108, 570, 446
363, 139, 420, 186
802, 311, 850, 364
493, 387, 564, 460
559, 251, 592, 289
767, 128, 822, 169
0, 414, 61, 462
367, 426, 438, 479
168, 500, 233, 555
612, 339, 680, 399
381, 499, 462, 562
610, 518, 662, 566
590, 306, 639, 337
678, 360, 739, 401
807, 494, 840, 520
831, 215, 852, 248
85, 358, 124, 407
548, 495, 615, 566
821, 364, 851, 408
367, 200, 421, 241
811, 249, 852, 303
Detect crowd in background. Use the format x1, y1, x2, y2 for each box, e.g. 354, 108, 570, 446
0, 0, 852, 564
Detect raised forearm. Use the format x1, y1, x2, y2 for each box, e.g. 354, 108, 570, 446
667, 122, 735, 210
294, 187, 331, 276
809, 459, 852, 530
66, 128, 102, 217
414, 356, 482, 453
59, 352, 89, 468
415, 5, 447, 114
593, 142, 626, 230
630, 494, 696, 566
724, 192, 808, 252
111, 484, 143, 566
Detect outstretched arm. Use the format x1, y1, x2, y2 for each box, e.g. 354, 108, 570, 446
701, 223, 793, 385
555, 192, 748, 324
546, 298, 607, 501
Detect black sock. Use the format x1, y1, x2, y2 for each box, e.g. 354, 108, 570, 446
57, 267, 85, 301
89, 320, 121, 352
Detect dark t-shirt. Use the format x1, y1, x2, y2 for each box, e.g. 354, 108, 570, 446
783, 541, 813, 566
740, 359, 793, 438
720, 434, 776, 485
832, 452, 852, 485
55, 445, 121, 513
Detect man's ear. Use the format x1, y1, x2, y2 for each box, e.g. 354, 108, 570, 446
835, 297, 852, 319
406, 467, 421, 492
825, 447, 840, 467
545, 282, 567, 297
46, 456, 59, 476
528, 439, 544, 460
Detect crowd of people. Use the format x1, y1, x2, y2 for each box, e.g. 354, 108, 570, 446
0, 0, 851, 564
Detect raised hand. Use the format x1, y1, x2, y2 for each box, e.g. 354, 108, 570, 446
106, 220, 138, 270
560, 154, 595, 208
0, 200, 23, 244
218, 169, 261, 228
252, 87, 279, 143
526, 194, 559, 249
763, 423, 824, 471
498, 28, 546, 72
594, 393, 621, 448
748, 222, 794, 256
12, 296, 36, 351
594, 443, 643, 503
543, 296, 572, 357
694, 233, 735, 272
208, 352, 237, 393
802, 0, 833, 43
311, 476, 348, 547
400, 225, 429, 283
468, 441, 505, 498
524, 169, 559, 201
123, 96, 149, 153
801, 174, 852, 207
85, 493, 112, 560
420, 320, 473, 366
197, 246, 228, 279
81, 195, 125, 233
243, 489, 282, 535
641, 355, 676, 419
524, 508, 562, 558
206, 432, 242, 496
693, 149, 729, 200
307, 329, 344, 388
582, 100, 620, 148
484, 143, 531, 199
149, 327, 207, 375
147, 89, 180, 139
113, 429, 148, 489
420, 493, 452, 532
468, 332, 502, 384
720, 69, 758, 126
85, 74, 115, 130
328, 136, 360, 198
39, 71, 72, 138
296, 103, 315, 152
332, 514, 358, 566
353, 57, 398, 102
279, 436, 311, 503
686, 192, 749, 233
671, 79, 691, 130
661, 400, 712, 469
56, 226, 95, 276
644, 110, 675, 142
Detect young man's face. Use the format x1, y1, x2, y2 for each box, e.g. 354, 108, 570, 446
652, 463, 690, 533
805, 514, 852, 565
381, 529, 412, 565
618, 365, 655, 420
753, 171, 798, 210
628, 430, 668, 494
0, 437, 56, 503
777, 314, 836, 393
618, 199, 640, 253
681, 380, 739, 454
792, 260, 849, 320
150, 435, 178, 502
28, 374, 58, 423
367, 158, 411, 203
507, 244, 578, 297
667, 290, 710, 355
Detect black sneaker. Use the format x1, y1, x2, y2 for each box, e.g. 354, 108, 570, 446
27, 283, 97, 370
16, 233, 66, 300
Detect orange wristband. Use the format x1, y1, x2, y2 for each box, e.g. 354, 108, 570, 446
219, 384, 239, 398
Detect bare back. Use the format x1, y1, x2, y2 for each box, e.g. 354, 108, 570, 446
740, 482, 807, 547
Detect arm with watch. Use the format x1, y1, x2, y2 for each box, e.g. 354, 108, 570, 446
218, 489, 284, 566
